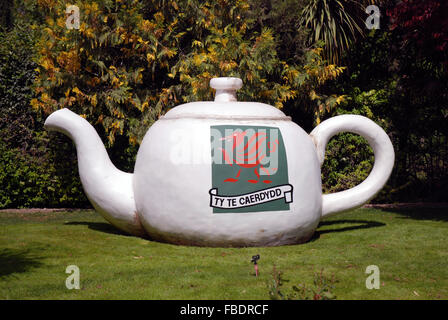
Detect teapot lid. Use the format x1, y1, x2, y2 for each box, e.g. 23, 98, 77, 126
161, 77, 291, 121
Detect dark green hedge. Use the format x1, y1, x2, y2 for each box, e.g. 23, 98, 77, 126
0, 135, 89, 208
0, 20, 138, 209
0, 23, 88, 209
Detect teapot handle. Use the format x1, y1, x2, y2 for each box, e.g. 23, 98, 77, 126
309, 115, 395, 217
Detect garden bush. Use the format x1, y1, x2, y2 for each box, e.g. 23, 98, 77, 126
0, 135, 89, 208
336, 26, 447, 202
0, 17, 89, 208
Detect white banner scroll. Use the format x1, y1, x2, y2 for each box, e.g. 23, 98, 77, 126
209, 184, 293, 209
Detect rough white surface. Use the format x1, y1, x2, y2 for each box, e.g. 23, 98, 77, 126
133, 118, 321, 247
44, 109, 145, 237
210, 77, 242, 102
43, 78, 394, 247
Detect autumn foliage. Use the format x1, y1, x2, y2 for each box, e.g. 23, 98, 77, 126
387, 0, 448, 69
31, 0, 345, 146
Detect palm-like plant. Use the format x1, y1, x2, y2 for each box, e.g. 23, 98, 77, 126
300, 0, 374, 64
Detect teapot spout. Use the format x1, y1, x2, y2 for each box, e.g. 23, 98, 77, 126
44, 108, 145, 237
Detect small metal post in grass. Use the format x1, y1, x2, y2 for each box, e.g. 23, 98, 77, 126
251, 254, 260, 277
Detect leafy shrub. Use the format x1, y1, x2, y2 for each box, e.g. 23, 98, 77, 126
0, 135, 89, 208
326, 27, 448, 203
0, 18, 89, 209
319, 89, 388, 196
0, 24, 37, 141
32, 0, 345, 142
321, 133, 373, 195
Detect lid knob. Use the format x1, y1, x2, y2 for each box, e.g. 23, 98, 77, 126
210, 77, 243, 102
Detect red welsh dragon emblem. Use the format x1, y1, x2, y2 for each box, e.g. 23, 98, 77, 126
219, 130, 278, 184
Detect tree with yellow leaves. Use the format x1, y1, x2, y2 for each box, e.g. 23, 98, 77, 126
32, 0, 181, 146
163, 0, 346, 126
32, 0, 345, 147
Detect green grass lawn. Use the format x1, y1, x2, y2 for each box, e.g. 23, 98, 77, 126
0, 207, 447, 300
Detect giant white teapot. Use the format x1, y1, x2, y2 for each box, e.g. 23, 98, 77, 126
44, 77, 394, 247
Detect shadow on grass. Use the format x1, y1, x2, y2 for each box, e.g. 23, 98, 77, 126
64, 221, 132, 237
0, 248, 43, 278
378, 207, 448, 222
311, 219, 386, 241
